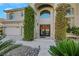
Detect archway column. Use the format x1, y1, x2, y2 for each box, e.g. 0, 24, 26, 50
33, 4, 56, 39
50, 11, 53, 38
50, 5, 57, 39
50, 7, 56, 39
53, 9, 56, 40
34, 11, 40, 39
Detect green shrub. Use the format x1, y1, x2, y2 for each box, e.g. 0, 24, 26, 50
66, 26, 79, 35
71, 26, 79, 36
24, 6, 35, 41
48, 39, 79, 56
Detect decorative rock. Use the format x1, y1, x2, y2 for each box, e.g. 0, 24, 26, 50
4, 46, 40, 56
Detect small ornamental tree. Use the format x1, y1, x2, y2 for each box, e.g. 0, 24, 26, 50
55, 4, 70, 41
24, 6, 35, 41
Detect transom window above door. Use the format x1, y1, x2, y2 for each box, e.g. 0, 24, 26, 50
40, 10, 50, 19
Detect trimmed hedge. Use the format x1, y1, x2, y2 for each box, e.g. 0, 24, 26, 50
55, 4, 69, 41
24, 6, 35, 41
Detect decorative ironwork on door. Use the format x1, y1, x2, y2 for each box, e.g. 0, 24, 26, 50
40, 24, 50, 37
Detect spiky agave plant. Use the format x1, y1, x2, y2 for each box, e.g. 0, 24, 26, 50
0, 40, 21, 56
48, 39, 79, 56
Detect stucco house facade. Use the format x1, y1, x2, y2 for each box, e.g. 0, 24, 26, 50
0, 8, 24, 38
0, 3, 79, 39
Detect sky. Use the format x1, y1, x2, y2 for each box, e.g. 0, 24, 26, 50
0, 3, 28, 19
0, 3, 49, 19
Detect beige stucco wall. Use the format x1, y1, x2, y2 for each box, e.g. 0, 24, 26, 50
32, 4, 55, 39
1, 3, 79, 39
6, 10, 24, 21
73, 4, 79, 27
30, 3, 79, 39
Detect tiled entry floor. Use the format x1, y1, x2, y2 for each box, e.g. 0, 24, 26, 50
2, 36, 55, 56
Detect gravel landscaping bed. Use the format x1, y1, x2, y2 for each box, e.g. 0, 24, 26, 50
4, 46, 40, 56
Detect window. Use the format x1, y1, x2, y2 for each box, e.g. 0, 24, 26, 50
8, 13, 14, 20
40, 13, 50, 18
40, 10, 50, 19
66, 8, 73, 15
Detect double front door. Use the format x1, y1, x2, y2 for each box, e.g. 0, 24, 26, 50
40, 24, 50, 38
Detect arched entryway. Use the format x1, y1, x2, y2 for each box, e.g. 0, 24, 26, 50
39, 10, 51, 38
34, 4, 54, 38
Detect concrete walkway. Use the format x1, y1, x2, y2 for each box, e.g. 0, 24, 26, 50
2, 36, 55, 56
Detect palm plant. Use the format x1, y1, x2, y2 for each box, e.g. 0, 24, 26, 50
0, 40, 21, 56
48, 39, 79, 56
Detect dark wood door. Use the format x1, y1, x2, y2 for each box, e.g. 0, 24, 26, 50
40, 24, 50, 37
